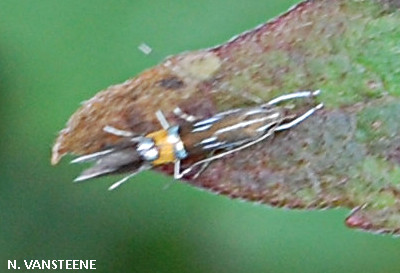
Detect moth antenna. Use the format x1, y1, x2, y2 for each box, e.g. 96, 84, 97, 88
71, 149, 114, 164
108, 175, 134, 191
108, 165, 151, 191
74, 167, 117, 182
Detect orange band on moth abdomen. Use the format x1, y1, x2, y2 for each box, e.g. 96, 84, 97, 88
146, 129, 175, 166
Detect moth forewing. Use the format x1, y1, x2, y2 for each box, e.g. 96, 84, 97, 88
179, 106, 283, 156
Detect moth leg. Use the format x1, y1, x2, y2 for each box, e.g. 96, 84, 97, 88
103, 126, 147, 143
173, 107, 198, 122
174, 159, 201, 180
178, 130, 276, 178
275, 103, 323, 132
192, 151, 216, 179
174, 159, 196, 180
174, 159, 183, 179
175, 151, 216, 180
155, 110, 171, 130
264, 90, 321, 106
158, 161, 181, 190
103, 125, 135, 137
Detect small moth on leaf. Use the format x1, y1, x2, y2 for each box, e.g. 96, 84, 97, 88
70, 90, 323, 190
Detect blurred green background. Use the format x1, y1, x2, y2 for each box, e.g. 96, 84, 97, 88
1, 0, 399, 272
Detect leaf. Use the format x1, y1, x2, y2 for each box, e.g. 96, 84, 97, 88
52, 0, 400, 235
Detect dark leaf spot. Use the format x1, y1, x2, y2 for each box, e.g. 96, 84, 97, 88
158, 77, 185, 90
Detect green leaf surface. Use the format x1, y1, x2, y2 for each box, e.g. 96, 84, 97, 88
53, 0, 400, 235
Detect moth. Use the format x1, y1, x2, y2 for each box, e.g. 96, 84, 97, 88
71, 90, 323, 190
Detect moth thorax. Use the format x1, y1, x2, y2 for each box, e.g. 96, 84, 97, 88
167, 126, 188, 160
